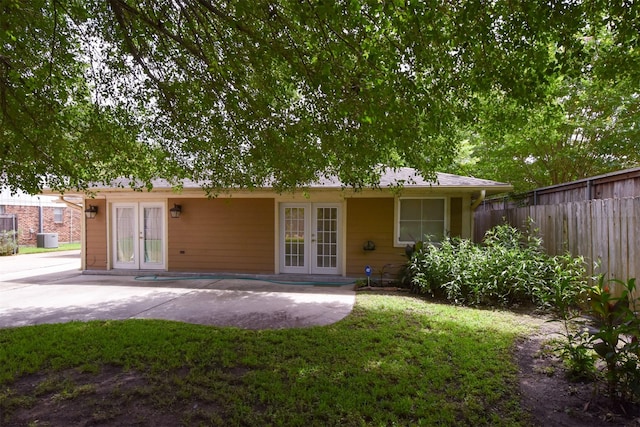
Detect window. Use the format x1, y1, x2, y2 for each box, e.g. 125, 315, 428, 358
0, 205, 5, 214
396, 198, 446, 244
53, 207, 64, 223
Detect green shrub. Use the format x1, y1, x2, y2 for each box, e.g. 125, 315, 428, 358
0, 230, 18, 256
588, 276, 640, 404
545, 275, 596, 380
407, 223, 587, 310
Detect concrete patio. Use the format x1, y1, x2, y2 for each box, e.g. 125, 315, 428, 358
0, 251, 356, 329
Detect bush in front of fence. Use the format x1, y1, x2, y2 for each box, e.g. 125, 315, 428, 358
0, 230, 18, 256
407, 223, 587, 309
587, 276, 640, 405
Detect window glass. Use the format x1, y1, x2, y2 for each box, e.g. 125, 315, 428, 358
399, 199, 421, 220
398, 198, 446, 243
422, 199, 445, 221
399, 221, 422, 242
53, 207, 64, 223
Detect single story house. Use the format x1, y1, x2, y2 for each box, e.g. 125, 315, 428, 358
50, 168, 512, 278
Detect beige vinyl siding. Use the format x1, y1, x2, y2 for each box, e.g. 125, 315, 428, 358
345, 198, 406, 277
168, 198, 275, 273
85, 199, 108, 270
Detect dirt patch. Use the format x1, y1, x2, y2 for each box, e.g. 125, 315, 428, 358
2, 366, 210, 426
516, 319, 640, 426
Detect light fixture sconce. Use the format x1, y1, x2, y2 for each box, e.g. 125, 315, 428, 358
169, 204, 182, 218
84, 205, 98, 219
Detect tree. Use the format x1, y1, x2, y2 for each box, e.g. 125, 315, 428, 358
1, 1, 637, 194
449, 32, 640, 192
0, 0, 166, 194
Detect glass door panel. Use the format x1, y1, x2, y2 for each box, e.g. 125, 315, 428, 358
141, 205, 163, 268
281, 205, 308, 273
113, 205, 137, 269
312, 206, 339, 274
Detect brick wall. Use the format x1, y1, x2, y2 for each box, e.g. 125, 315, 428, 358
1, 205, 82, 246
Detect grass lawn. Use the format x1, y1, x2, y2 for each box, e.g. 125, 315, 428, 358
0, 293, 536, 426
17, 243, 81, 254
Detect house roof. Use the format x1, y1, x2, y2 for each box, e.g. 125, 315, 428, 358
44, 168, 512, 196
0, 189, 68, 207
379, 168, 511, 189
310, 168, 511, 190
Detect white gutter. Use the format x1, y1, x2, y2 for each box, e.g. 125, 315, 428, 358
57, 197, 83, 210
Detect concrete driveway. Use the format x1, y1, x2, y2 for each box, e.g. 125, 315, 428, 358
0, 251, 356, 329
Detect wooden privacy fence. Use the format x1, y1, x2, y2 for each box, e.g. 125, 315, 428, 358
474, 197, 640, 296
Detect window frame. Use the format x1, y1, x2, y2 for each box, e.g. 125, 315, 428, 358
53, 207, 64, 224
394, 196, 448, 246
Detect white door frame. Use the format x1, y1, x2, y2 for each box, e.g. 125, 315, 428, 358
279, 203, 341, 275
111, 202, 166, 270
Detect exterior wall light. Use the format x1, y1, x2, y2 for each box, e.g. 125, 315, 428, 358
84, 205, 98, 219
169, 204, 182, 218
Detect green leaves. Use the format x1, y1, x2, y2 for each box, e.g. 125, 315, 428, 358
0, 0, 161, 194
2, 1, 639, 193
408, 223, 588, 309
0, 230, 18, 256
586, 277, 640, 403
449, 16, 640, 193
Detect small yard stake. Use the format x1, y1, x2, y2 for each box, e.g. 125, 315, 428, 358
365, 265, 372, 287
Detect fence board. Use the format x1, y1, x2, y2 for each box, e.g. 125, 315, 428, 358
609, 200, 619, 285
559, 204, 566, 253
632, 198, 640, 300
564, 202, 573, 254
590, 200, 602, 278
625, 198, 632, 281
520, 207, 530, 231
530, 206, 542, 247
616, 200, 627, 286
583, 200, 596, 277
581, 201, 594, 279
519, 207, 528, 234
547, 206, 555, 252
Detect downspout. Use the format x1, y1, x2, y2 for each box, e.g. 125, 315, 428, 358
38, 197, 43, 233
470, 189, 486, 211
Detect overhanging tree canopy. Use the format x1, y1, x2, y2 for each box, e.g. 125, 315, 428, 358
448, 22, 640, 192
460, 75, 640, 192
1, 0, 637, 194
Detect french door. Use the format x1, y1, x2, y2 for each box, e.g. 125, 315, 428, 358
112, 202, 165, 270
280, 203, 341, 275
